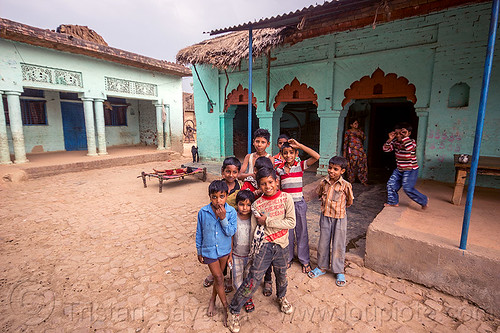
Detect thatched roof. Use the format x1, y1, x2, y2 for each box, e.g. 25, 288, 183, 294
176, 27, 287, 69
56, 24, 108, 46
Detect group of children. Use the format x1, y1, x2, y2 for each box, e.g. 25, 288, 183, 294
196, 122, 427, 332
195, 128, 354, 332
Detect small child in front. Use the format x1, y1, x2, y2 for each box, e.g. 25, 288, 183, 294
241, 156, 274, 196
308, 156, 353, 288
196, 180, 237, 326
383, 122, 428, 209
232, 190, 257, 313
276, 138, 320, 274
227, 168, 296, 333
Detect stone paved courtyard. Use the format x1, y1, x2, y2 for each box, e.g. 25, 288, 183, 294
0, 158, 499, 332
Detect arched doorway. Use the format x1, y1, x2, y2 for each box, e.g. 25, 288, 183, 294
342, 69, 419, 182
225, 84, 258, 159
274, 78, 319, 164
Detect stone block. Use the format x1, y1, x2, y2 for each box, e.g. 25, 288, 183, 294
345, 265, 363, 278
389, 281, 406, 294
424, 299, 443, 312
428, 311, 456, 327
385, 288, 413, 303
365, 206, 500, 317
477, 322, 495, 333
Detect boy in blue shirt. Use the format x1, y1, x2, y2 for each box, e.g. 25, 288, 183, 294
196, 180, 237, 326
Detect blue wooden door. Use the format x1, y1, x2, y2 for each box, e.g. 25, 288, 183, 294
61, 102, 87, 151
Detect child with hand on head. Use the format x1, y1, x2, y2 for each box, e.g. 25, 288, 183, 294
196, 180, 237, 326
276, 138, 320, 274
308, 156, 353, 288
273, 134, 301, 167
203, 157, 242, 291
383, 122, 428, 209
231, 190, 257, 313
227, 168, 296, 333
239, 128, 275, 180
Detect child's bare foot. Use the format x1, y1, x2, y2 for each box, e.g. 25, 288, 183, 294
384, 203, 399, 207
207, 299, 216, 317
222, 306, 228, 326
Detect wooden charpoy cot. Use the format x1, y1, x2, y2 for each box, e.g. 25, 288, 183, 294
139, 166, 207, 193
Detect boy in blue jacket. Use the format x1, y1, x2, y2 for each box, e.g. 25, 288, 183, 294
196, 180, 237, 326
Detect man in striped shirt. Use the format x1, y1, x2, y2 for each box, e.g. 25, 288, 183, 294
383, 123, 428, 209
276, 138, 320, 274
308, 156, 353, 287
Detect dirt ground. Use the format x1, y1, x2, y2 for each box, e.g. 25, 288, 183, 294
0, 158, 498, 332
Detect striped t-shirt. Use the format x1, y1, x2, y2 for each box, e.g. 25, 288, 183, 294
276, 160, 308, 202
383, 137, 419, 170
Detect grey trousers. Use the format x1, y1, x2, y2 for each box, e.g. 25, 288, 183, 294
317, 213, 347, 274
289, 199, 311, 265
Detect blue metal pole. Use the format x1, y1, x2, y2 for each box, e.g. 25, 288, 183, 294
248, 27, 253, 154
459, 0, 499, 250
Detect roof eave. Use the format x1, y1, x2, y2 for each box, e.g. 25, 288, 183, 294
0, 19, 191, 77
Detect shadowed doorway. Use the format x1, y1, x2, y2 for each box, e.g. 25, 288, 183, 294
344, 99, 418, 183
233, 105, 258, 160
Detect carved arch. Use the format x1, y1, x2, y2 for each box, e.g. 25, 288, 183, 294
342, 68, 417, 108
224, 84, 257, 112
274, 78, 318, 110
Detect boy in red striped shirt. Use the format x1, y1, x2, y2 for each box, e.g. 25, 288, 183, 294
276, 138, 320, 273
383, 123, 428, 209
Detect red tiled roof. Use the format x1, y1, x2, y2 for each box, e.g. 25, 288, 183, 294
0, 18, 191, 77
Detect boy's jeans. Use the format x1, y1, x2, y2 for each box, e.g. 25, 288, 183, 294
387, 168, 428, 206
229, 242, 289, 314
289, 199, 311, 265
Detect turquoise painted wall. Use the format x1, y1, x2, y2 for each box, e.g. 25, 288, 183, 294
192, 2, 500, 188
0, 39, 184, 153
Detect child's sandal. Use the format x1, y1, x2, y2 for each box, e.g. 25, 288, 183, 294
244, 299, 255, 313
262, 281, 272, 297
224, 278, 234, 293
203, 276, 214, 288
302, 264, 312, 274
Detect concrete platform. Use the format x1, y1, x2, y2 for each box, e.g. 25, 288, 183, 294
366, 180, 500, 317
0, 146, 182, 180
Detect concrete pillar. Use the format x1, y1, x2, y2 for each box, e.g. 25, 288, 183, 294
82, 98, 97, 156
5, 92, 28, 164
0, 92, 12, 164
256, 110, 281, 155
219, 109, 235, 157
415, 108, 430, 170
317, 109, 342, 175
164, 104, 171, 149
93, 99, 107, 155
154, 103, 165, 150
